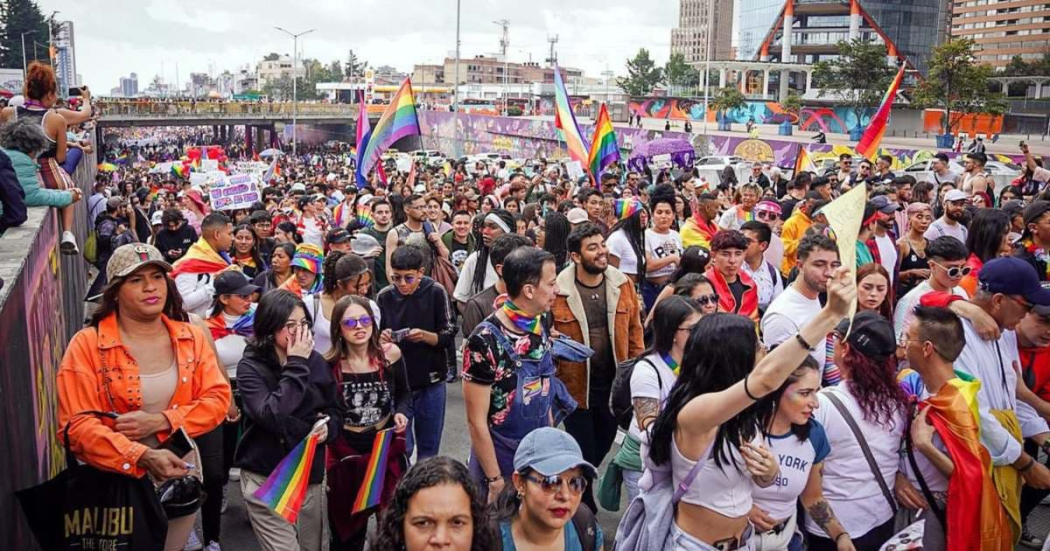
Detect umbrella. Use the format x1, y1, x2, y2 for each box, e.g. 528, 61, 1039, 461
259, 149, 283, 158
98, 162, 117, 172
627, 138, 696, 173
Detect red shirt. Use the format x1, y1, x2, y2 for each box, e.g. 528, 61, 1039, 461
1020, 345, 1050, 403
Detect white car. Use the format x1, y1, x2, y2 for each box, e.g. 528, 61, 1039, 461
694, 155, 746, 171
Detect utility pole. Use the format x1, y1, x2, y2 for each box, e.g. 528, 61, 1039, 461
275, 27, 316, 158
601, 69, 614, 103
494, 20, 509, 110
454, 0, 461, 113
546, 35, 559, 68
21, 30, 37, 78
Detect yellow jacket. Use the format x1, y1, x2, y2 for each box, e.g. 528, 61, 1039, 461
780, 210, 812, 276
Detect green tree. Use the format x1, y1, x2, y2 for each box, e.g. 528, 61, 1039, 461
328, 60, 343, 80
263, 52, 281, 61
345, 49, 369, 79
811, 39, 897, 127
710, 87, 747, 130
781, 91, 804, 125
617, 48, 663, 97
0, 0, 49, 69
262, 75, 294, 101
664, 52, 699, 96
912, 38, 1007, 135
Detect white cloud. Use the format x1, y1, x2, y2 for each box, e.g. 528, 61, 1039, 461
47, 0, 676, 90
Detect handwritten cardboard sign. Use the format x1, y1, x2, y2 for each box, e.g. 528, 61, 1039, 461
209, 173, 260, 211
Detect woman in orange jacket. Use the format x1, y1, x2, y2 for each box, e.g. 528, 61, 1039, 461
57, 243, 231, 551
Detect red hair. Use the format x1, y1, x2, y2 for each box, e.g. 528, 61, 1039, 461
24, 61, 56, 101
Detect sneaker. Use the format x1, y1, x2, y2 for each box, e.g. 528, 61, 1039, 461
221, 485, 228, 514
204, 542, 221, 551
229, 468, 240, 482
1021, 527, 1045, 549
60, 231, 79, 255
183, 530, 203, 551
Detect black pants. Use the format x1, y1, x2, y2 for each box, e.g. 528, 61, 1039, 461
562, 384, 617, 513
196, 424, 225, 545
807, 518, 895, 551
1022, 439, 1050, 522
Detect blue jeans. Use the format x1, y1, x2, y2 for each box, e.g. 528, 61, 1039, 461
406, 383, 446, 460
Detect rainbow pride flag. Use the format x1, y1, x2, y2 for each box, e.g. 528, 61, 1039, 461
352, 429, 394, 513
171, 238, 231, 277
856, 65, 906, 160
553, 65, 590, 170
587, 103, 619, 181
358, 80, 420, 177
356, 205, 376, 229
252, 432, 320, 523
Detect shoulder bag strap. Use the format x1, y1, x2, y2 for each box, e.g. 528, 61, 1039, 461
673, 443, 711, 504
904, 423, 947, 527
825, 391, 898, 514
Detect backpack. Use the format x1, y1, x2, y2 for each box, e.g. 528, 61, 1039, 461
609, 357, 660, 431
491, 503, 598, 551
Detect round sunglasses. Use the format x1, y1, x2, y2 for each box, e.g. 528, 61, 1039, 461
694, 293, 720, 307
930, 260, 972, 279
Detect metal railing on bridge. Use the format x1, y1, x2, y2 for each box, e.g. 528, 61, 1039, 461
96, 100, 357, 118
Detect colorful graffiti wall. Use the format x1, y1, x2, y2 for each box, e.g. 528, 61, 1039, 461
419, 111, 1022, 174
0, 154, 94, 548
627, 97, 876, 134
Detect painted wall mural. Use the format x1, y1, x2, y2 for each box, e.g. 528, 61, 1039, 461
627, 97, 876, 134
418, 111, 1023, 174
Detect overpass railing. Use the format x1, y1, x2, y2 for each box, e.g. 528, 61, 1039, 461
96, 101, 357, 118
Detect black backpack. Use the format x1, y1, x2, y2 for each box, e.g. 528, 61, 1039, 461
609, 357, 661, 431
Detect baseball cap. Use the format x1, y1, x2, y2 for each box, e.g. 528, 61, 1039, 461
413, 184, 427, 194
567, 207, 589, 225
290, 182, 307, 193
151, 211, 163, 225
513, 427, 597, 477
1023, 201, 1050, 233
350, 233, 381, 256
834, 311, 896, 362
978, 257, 1050, 307
214, 271, 260, 296
463, 190, 480, 201
326, 228, 351, 244
944, 189, 967, 202
106, 196, 124, 210
870, 195, 900, 214
106, 243, 173, 283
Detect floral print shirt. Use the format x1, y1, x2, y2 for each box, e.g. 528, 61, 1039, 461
462, 314, 549, 426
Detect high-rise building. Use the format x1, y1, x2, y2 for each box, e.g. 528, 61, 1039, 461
951, 0, 1050, 68
753, 0, 946, 75
53, 21, 77, 93
671, 0, 735, 63
119, 73, 138, 97
738, 0, 785, 61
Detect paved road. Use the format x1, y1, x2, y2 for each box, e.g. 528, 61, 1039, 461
213, 379, 627, 550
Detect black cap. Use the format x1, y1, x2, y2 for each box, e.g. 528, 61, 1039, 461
1023, 201, 1050, 236
835, 311, 897, 361
214, 271, 260, 296
326, 228, 351, 244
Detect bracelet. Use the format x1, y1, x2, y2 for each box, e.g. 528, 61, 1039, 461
484, 475, 503, 484
795, 334, 815, 351
743, 374, 760, 401
835, 533, 849, 543
1019, 456, 1037, 473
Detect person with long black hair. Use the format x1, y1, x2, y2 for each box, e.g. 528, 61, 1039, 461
232, 223, 266, 279
542, 211, 571, 270
453, 208, 516, 307
253, 242, 296, 295
606, 199, 648, 285
959, 208, 1012, 297
646, 265, 855, 550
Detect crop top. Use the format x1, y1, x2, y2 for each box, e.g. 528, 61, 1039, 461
672, 435, 754, 517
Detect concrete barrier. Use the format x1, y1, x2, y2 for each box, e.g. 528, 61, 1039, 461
0, 150, 96, 548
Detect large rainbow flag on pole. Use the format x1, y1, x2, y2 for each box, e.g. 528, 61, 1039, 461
856, 65, 906, 160
252, 431, 321, 523
358, 79, 421, 178
553, 65, 590, 170
354, 90, 373, 188
351, 428, 395, 513
587, 103, 620, 182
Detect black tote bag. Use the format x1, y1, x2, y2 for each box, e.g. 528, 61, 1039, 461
16, 410, 168, 551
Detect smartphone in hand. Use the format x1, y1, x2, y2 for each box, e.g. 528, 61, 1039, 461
391, 328, 410, 343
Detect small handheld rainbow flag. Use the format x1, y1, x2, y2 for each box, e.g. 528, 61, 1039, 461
252, 431, 321, 523
588, 103, 620, 181
352, 429, 395, 513
856, 65, 906, 160
356, 205, 376, 229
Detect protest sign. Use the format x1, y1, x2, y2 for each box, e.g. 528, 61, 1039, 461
565, 160, 584, 181
201, 159, 219, 172
209, 173, 260, 211
235, 161, 268, 175
189, 173, 208, 187
819, 182, 866, 330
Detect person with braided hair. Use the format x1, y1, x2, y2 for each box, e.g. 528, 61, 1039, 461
453, 208, 516, 308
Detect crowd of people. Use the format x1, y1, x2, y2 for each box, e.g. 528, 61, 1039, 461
17, 72, 1050, 551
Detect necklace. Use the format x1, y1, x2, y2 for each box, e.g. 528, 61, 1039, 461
576, 274, 604, 301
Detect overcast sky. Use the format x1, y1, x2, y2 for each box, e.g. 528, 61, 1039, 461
47, 0, 677, 91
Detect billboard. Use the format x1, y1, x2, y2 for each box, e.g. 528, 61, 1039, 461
0, 68, 23, 97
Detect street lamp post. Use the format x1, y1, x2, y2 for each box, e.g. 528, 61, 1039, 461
702, 0, 713, 133
21, 30, 38, 78
275, 27, 316, 158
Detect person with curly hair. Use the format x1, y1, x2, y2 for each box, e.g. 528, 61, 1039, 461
370, 456, 495, 551
806, 311, 907, 550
